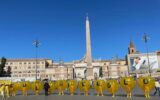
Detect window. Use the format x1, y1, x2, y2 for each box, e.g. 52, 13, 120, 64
23, 71, 26, 73
24, 62, 26, 64
19, 62, 22, 64
28, 71, 31, 73
14, 66, 17, 69
28, 66, 31, 69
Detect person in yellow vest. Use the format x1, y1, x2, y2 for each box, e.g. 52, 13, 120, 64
21, 82, 30, 96
106, 79, 119, 98
31, 80, 43, 95
138, 76, 155, 99
9, 83, 16, 96
4, 83, 10, 98
79, 80, 90, 96
35, 82, 40, 95
120, 77, 135, 98
68, 80, 77, 95
94, 80, 105, 96
56, 80, 67, 95
22, 83, 27, 96
48, 81, 56, 95
0, 83, 5, 99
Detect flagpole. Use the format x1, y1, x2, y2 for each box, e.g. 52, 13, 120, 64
143, 33, 151, 76
33, 39, 40, 80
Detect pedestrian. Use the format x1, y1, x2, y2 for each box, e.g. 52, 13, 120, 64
44, 81, 50, 96
153, 79, 160, 96
0, 83, 5, 99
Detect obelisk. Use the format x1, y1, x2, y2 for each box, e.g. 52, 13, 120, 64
85, 15, 93, 80
85, 15, 92, 66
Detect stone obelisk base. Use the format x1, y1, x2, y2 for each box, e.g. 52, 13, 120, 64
86, 68, 94, 80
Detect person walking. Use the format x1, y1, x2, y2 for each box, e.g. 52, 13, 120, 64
44, 81, 50, 96
153, 79, 160, 96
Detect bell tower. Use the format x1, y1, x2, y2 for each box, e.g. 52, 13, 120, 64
128, 40, 136, 54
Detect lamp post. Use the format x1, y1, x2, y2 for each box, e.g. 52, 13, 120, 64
33, 39, 40, 80
143, 33, 151, 75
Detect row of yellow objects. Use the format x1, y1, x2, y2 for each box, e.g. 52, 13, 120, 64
0, 76, 155, 98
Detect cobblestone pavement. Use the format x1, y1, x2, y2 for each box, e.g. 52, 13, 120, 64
2, 87, 160, 100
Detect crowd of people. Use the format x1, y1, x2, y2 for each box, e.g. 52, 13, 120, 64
0, 76, 159, 99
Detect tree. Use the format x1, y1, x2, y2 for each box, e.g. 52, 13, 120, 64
157, 68, 160, 72
45, 62, 49, 68
6, 66, 11, 77
99, 67, 103, 77
0, 57, 7, 77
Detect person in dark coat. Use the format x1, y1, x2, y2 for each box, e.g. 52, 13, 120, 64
44, 81, 50, 96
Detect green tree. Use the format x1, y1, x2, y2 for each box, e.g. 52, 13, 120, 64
6, 66, 11, 77
99, 67, 103, 77
0, 57, 7, 77
157, 68, 160, 72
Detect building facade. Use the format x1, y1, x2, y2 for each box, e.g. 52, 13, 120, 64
3, 58, 128, 81
127, 40, 160, 77
4, 59, 52, 80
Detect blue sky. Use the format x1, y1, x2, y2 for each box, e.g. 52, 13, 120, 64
0, 0, 160, 62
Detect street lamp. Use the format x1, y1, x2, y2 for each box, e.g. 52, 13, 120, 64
33, 39, 40, 80
142, 33, 151, 75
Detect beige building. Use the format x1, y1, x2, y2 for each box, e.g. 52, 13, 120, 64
45, 62, 73, 80
3, 58, 128, 80
4, 59, 52, 80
